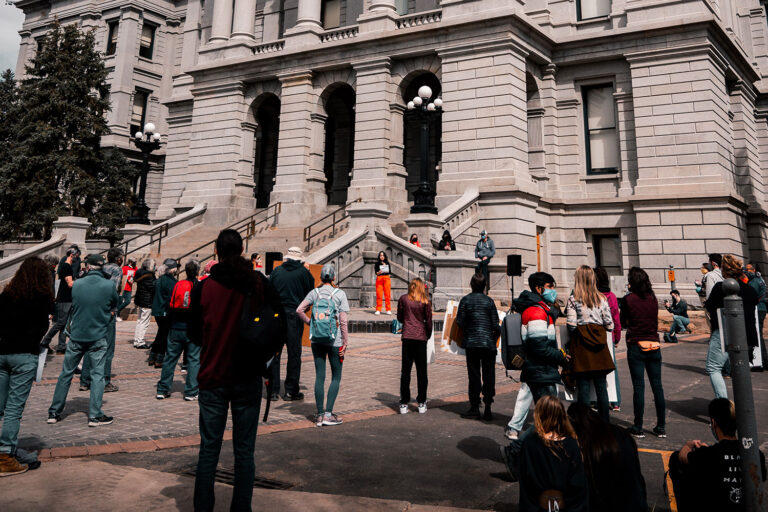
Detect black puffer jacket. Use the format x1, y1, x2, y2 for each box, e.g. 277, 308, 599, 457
456, 292, 500, 350
133, 268, 156, 308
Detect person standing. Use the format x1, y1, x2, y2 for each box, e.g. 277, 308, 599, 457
47, 254, 117, 427
620, 267, 666, 439
117, 257, 137, 319
149, 258, 178, 368
518, 396, 588, 512
565, 266, 614, 423
594, 267, 622, 411
0, 258, 54, 476
41, 248, 75, 354
457, 273, 500, 420
664, 290, 691, 344
704, 254, 759, 399
132, 259, 156, 349
703, 253, 723, 300
269, 247, 314, 401
746, 262, 768, 370
156, 260, 201, 401
474, 230, 495, 293
297, 264, 350, 427
187, 229, 284, 511
397, 278, 432, 415
81, 247, 123, 393
374, 251, 392, 315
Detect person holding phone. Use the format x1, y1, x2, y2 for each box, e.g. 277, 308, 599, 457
374, 251, 392, 315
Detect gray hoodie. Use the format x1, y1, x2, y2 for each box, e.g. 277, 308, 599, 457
475, 236, 496, 260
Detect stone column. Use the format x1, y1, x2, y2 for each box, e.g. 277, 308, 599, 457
108, 6, 142, 139
308, 113, 328, 183
296, 0, 322, 27
180, 0, 202, 76
357, 0, 398, 32
539, 64, 560, 196
729, 80, 762, 206
614, 91, 636, 197
387, 102, 409, 213
232, 0, 258, 40
271, 71, 326, 224
15, 30, 32, 79
51, 217, 92, 256
210, 0, 234, 42
284, 0, 322, 47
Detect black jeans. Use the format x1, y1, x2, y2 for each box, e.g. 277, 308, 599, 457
529, 383, 558, 403
626, 343, 666, 430
400, 338, 428, 404
759, 310, 767, 367
576, 372, 609, 423
270, 311, 304, 396
194, 380, 263, 512
475, 259, 491, 292
465, 347, 496, 406
151, 316, 170, 356
41, 302, 71, 351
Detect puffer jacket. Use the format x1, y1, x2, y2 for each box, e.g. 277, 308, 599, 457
456, 292, 500, 350
133, 269, 156, 308
514, 290, 567, 385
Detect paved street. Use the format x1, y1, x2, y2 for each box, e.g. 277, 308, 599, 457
1, 318, 768, 510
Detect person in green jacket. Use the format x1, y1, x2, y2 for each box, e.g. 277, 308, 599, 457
47, 254, 118, 427
149, 259, 178, 368
746, 263, 768, 370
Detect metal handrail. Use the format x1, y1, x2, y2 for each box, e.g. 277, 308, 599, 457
175, 202, 281, 268
99, 223, 169, 258
303, 198, 361, 252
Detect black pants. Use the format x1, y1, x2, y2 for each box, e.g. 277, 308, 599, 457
400, 338, 428, 404
41, 302, 71, 351
270, 311, 304, 396
529, 383, 558, 403
151, 316, 170, 356
475, 259, 491, 292
759, 310, 767, 368
667, 451, 698, 512
465, 347, 496, 406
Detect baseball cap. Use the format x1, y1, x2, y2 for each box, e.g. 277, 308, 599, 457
320, 264, 336, 282
84, 254, 105, 266
480, 230, 487, 236
163, 258, 179, 270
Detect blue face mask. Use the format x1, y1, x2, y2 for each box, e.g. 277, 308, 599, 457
542, 288, 557, 303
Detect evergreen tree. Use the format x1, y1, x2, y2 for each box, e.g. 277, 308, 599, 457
0, 21, 137, 241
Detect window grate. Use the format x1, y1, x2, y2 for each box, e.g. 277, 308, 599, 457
183, 467, 293, 490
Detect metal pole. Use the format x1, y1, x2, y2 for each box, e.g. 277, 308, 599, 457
722, 278, 765, 511
669, 265, 676, 291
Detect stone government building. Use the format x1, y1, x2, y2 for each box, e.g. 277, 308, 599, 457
12, 0, 768, 307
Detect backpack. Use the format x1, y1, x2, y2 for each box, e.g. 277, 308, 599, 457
170, 280, 193, 309
501, 311, 525, 371
309, 287, 340, 344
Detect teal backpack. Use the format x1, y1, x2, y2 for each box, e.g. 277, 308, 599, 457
310, 287, 340, 344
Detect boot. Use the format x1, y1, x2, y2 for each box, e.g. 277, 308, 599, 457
461, 405, 481, 418
483, 404, 494, 421
0, 453, 28, 477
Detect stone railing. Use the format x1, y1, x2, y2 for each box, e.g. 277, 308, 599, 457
253, 39, 285, 55
320, 26, 359, 43
432, 188, 480, 250
396, 9, 442, 29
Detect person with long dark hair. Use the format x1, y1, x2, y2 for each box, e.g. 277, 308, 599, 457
0, 257, 53, 476
397, 278, 432, 414
518, 396, 588, 512
620, 267, 666, 439
567, 403, 647, 512
374, 251, 392, 315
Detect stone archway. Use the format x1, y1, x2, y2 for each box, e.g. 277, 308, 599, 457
252, 94, 281, 208
401, 72, 442, 201
321, 84, 356, 206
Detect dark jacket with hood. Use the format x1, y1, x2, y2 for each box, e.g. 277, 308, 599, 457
706, 279, 759, 352
133, 268, 156, 308
456, 292, 500, 350
514, 290, 567, 384
152, 273, 177, 317
187, 258, 285, 390
269, 259, 315, 311
439, 230, 456, 251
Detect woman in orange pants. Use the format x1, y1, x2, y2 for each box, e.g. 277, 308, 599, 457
375, 251, 392, 315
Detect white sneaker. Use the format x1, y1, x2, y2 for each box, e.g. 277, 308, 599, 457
386, 311, 392, 315
418, 403, 427, 414
116, 317, 122, 322
374, 311, 381, 315
399, 404, 409, 414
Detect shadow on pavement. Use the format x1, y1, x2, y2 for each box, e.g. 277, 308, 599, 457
665, 397, 711, 425
372, 392, 400, 412
457, 435, 504, 463
662, 361, 707, 375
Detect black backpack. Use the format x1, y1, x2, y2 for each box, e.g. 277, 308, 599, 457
501, 311, 525, 371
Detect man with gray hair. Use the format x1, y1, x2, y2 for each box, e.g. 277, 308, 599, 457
149, 258, 179, 368
47, 254, 117, 427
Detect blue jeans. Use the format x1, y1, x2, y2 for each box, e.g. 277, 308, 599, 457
626, 343, 666, 430
507, 382, 532, 431
529, 383, 558, 403
117, 291, 132, 314
706, 330, 729, 398
157, 328, 200, 397
194, 380, 262, 512
81, 316, 116, 386
49, 339, 108, 420
670, 315, 690, 336
0, 353, 37, 454
577, 372, 609, 422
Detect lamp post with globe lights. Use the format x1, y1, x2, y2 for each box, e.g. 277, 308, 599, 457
129, 122, 163, 224
406, 85, 442, 214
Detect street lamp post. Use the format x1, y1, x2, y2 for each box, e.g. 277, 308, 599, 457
129, 122, 163, 224
407, 85, 443, 215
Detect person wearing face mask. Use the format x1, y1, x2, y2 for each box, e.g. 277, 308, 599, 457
409, 234, 421, 248
668, 398, 766, 512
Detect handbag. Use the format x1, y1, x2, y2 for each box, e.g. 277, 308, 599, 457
637, 340, 660, 352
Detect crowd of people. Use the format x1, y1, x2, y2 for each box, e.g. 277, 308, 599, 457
0, 231, 767, 512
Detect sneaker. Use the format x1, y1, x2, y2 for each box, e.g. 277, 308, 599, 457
505, 427, 519, 440
79, 384, 90, 392
652, 426, 667, 438
282, 392, 304, 401
629, 426, 645, 439
322, 413, 343, 426
88, 415, 114, 427
269, 393, 280, 402
184, 395, 199, 401
399, 403, 409, 414
386, 311, 392, 315
315, 414, 324, 427
104, 383, 119, 393
180, 365, 188, 375
611, 405, 621, 412
0, 453, 28, 477
73, 366, 82, 375
461, 406, 481, 419
156, 393, 170, 400
47, 413, 61, 424
418, 403, 427, 414
134, 342, 150, 349
374, 311, 381, 315
116, 317, 123, 322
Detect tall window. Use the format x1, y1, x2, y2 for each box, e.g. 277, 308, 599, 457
322, 0, 341, 29
583, 84, 618, 174
593, 235, 622, 276
130, 89, 149, 136
106, 21, 119, 56
395, 0, 408, 15
36, 37, 45, 53
577, 0, 611, 20
139, 23, 156, 59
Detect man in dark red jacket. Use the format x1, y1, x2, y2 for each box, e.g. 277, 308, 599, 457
187, 229, 284, 512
